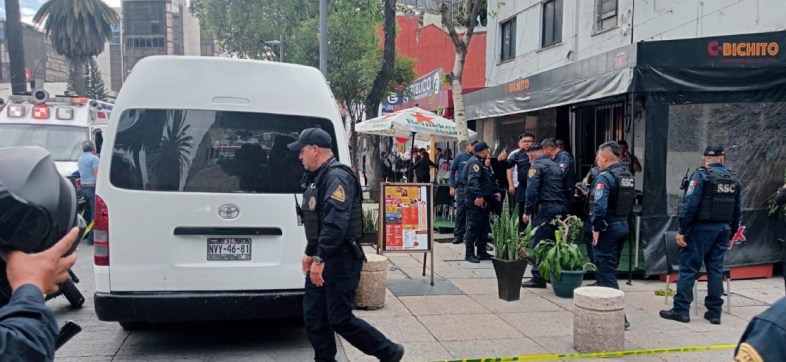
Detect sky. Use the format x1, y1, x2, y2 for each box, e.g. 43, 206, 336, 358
1, 0, 122, 24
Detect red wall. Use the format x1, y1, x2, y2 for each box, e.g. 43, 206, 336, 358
381, 16, 486, 90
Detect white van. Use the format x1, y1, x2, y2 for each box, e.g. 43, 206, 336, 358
93, 56, 349, 328
0, 93, 112, 176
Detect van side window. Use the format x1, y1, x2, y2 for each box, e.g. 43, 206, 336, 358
110, 109, 337, 193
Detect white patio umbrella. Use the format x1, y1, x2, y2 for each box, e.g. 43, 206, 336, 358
355, 107, 476, 142
356, 107, 476, 181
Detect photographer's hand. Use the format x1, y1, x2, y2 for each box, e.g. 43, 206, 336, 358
3, 228, 78, 295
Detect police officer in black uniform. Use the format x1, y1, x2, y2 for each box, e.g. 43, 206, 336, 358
542, 138, 576, 208
590, 142, 635, 292
735, 296, 786, 361
661, 144, 741, 325
578, 163, 601, 265
464, 141, 499, 263
498, 133, 536, 226
521, 144, 567, 288
449, 140, 476, 245
288, 128, 404, 362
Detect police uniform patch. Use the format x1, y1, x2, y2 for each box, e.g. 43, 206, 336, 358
734, 342, 763, 362
472, 164, 480, 172
596, 183, 605, 190
686, 180, 697, 196
595, 183, 604, 201
559, 163, 566, 170
528, 168, 537, 178
330, 185, 346, 203
307, 196, 317, 211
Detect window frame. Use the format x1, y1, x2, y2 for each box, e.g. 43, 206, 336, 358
594, 0, 618, 33
541, 0, 564, 49
500, 17, 517, 63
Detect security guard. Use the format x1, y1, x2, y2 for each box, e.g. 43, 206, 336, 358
464, 141, 499, 263
449, 140, 476, 245
734, 296, 786, 361
590, 142, 635, 291
542, 138, 576, 207
288, 128, 404, 362
661, 144, 741, 325
521, 144, 567, 288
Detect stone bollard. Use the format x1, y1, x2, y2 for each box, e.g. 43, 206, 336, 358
355, 254, 388, 310
573, 287, 625, 353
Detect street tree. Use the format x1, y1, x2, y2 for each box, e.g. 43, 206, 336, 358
67, 57, 109, 101
5, 0, 27, 93
33, 0, 119, 96
436, 0, 485, 142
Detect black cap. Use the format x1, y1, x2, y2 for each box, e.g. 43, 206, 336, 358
287, 128, 332, 151
529, 144, 543, 152
704, 144, 725, 156
473, 141, 489, 152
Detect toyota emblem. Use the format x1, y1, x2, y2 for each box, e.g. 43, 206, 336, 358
218, 204, 240, 219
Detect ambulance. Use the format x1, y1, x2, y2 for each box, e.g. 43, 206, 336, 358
0, 89, 113, 176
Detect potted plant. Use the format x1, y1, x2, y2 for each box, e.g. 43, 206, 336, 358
533, 215, 595, 298
490, 201, 538, 301
361, 208, 379, 245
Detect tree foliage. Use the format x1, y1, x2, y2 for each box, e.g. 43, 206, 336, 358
68, 57, 109, 101
33, 0, 119, 95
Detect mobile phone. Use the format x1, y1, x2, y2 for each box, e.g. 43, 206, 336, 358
56, 321, 82, 350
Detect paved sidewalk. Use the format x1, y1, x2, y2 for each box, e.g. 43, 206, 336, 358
341, 240, 783, 361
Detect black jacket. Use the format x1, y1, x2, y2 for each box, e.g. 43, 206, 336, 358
776, 187, 786, 206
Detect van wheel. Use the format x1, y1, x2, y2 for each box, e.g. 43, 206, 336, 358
119, 321, 146, 330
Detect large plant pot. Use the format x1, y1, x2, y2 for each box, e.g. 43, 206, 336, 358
550, 270, 586, 298
361, 230, 378, 245
491, 258, 528, 301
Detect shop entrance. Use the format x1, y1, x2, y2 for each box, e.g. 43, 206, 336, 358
571, 100, 628, 180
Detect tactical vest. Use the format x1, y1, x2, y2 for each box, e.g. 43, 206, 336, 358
302, 160, 363, 245
607, 167, 635, 216
696, 167, 739, 223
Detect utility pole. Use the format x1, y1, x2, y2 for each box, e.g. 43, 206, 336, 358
319, 0, 328, 77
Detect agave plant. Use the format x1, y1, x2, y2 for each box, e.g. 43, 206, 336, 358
490, 201, 537, 261
533, 215, 594, 282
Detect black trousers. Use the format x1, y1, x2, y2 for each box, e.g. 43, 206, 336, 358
465, 196, 491, 258
303, 249, 398, 361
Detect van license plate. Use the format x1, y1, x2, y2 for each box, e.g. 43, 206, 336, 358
207, 238, 251, 261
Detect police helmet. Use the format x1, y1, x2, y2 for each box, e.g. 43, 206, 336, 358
0, 146, 79, 255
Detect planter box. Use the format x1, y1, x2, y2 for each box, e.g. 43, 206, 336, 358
550, 270, 586, 298
492, 258, 528, 301
361, 230, 378, 245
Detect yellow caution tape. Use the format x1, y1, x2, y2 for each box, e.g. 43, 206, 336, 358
81, 220, 94, 240
432, 344, 737, 361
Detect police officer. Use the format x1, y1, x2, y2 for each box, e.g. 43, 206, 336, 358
661, 144, 741, 325
464, 141, 499, 263
449, 140, 476, 245
579, 162, 601, 266
542, 138, 576, 208
590, 142, 635, 291
288, 128, 404, 362
0, 227, 79, 361
521, 144, 567, 288
498, 133, 536, 226
734, 296, 786, 361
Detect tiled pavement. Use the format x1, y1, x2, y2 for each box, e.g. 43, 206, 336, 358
340, 239, 782, 361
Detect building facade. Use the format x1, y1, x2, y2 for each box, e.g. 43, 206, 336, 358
467, 0, 786, 275
0, 21, 68, 90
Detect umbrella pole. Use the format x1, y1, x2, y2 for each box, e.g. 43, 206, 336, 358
409, 132, 416, 183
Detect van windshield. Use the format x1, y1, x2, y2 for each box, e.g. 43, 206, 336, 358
109, 109, 339, 193
0, 124, 87, 161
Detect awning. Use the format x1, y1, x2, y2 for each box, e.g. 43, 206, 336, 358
465, 30, 786, 120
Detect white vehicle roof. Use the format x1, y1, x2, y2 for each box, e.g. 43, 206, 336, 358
116, 56, 342, 121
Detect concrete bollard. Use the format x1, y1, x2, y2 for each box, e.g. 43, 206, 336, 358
573, 287, 626, 353
355, 254, 388, 310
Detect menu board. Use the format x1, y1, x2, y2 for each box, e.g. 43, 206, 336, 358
380, 183, 433, 252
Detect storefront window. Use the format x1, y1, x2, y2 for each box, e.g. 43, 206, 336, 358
493, 109, 557, 153
665, 102, 786, 214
